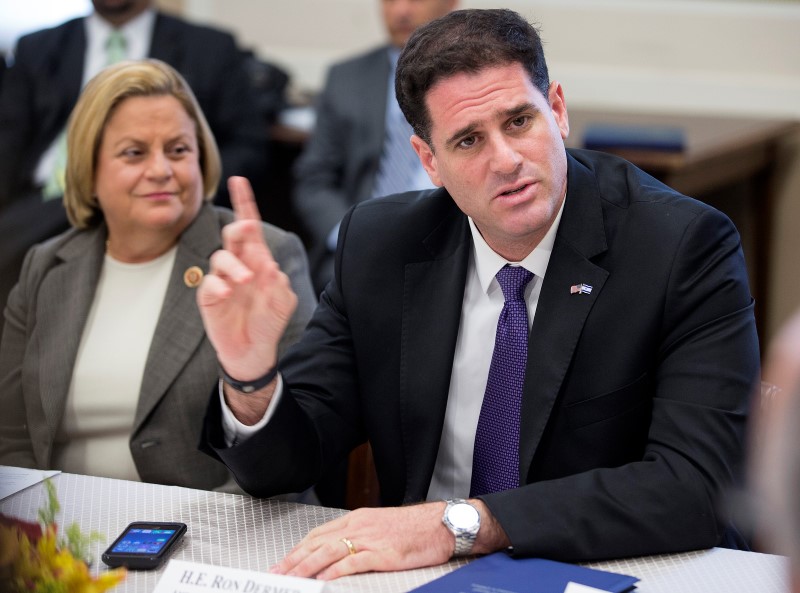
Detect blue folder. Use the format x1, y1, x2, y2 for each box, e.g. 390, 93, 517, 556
411, 552, 639, 593
582, 123, 685, 153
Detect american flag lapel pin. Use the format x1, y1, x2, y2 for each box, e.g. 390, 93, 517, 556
570, 283, 593, 295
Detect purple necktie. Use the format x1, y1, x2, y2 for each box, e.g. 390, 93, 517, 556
470, 265, 533, 497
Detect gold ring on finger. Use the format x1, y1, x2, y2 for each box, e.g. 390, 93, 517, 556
340, 537, 357, 556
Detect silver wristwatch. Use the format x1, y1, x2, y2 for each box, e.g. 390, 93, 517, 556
442, 498, 481, 556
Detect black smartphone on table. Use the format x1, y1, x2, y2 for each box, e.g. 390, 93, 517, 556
102, 521, 187, 570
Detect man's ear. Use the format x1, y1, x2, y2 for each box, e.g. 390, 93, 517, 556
410, 135, 444, 187
548, 81, 570, 140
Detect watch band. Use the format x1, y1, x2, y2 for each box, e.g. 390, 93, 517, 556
453, 525, 478, 556
219, 364, 278, 394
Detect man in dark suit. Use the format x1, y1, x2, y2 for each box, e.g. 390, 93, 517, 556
293, 0, 457, 292
199, 9, 760, 579
0, 0, 266, 310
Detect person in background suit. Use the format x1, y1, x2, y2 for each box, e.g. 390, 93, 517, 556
0, 60, 316, 491
199, 9, 759, 578
293, 0, 457, 293
0, 0, 267, 313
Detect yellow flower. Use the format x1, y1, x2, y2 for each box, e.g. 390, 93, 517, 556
0, 480, 126, 593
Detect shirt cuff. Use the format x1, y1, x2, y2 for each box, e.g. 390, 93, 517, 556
219, 373, 284, 447
326, 223, 341, 252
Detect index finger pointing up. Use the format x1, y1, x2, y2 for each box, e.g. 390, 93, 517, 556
222, 176, 276, 268
228, 176, 262, 222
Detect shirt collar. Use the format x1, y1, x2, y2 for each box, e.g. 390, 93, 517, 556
468, 193, 566, 295
387, 46, 401, 71
85, 8, 156, 59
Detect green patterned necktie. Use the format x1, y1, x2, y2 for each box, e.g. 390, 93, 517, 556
105, 30, 127, 65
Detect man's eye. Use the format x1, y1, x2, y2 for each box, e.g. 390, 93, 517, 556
458, 136, 476, 148
510, 116, 529, 128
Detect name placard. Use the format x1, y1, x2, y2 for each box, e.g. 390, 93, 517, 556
153, 559, 328, 593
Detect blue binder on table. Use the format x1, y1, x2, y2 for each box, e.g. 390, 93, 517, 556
582, 123, 685, 153
410, 552, 639, 593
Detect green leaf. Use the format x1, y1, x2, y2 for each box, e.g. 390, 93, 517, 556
37, 479, 59, 528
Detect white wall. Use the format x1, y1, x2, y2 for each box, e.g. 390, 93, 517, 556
0, 0, 91, 52
186, 0, 800, 119
183, 0, 800, 339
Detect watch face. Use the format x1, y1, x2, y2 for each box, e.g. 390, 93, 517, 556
449, 503, 480, 529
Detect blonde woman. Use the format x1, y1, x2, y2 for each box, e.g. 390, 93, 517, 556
0, 60, 316, 489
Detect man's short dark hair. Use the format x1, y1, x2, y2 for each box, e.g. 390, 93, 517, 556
396, 8, 550, 146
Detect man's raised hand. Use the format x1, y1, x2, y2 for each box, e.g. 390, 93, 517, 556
197, 176, 297, 387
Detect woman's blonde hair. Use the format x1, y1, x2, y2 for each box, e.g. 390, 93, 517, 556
64, 59, 222, 228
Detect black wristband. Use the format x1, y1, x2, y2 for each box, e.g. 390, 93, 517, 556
220, 364, 278, 394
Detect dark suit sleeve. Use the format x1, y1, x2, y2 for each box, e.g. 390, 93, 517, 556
481, 205, 759, 561
201, 37, 267, 199
0, 244, 42, 467
201, 379, 326, 497
0, 36, 39, 207
291, 66, 358, 247
0, 22, 84, 208
263, 224, 317, 356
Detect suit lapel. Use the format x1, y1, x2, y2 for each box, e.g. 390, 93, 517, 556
400, 204, 471, 500
45, 20, 85, 138
134, 205, 220, 431
37, 228, 106, 436
60, 21, 86, 106
518, 153, 610, 480
148, 13, 182, 64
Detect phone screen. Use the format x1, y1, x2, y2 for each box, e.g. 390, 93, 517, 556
110, 527, 179, 554
102, 521, 187, 570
